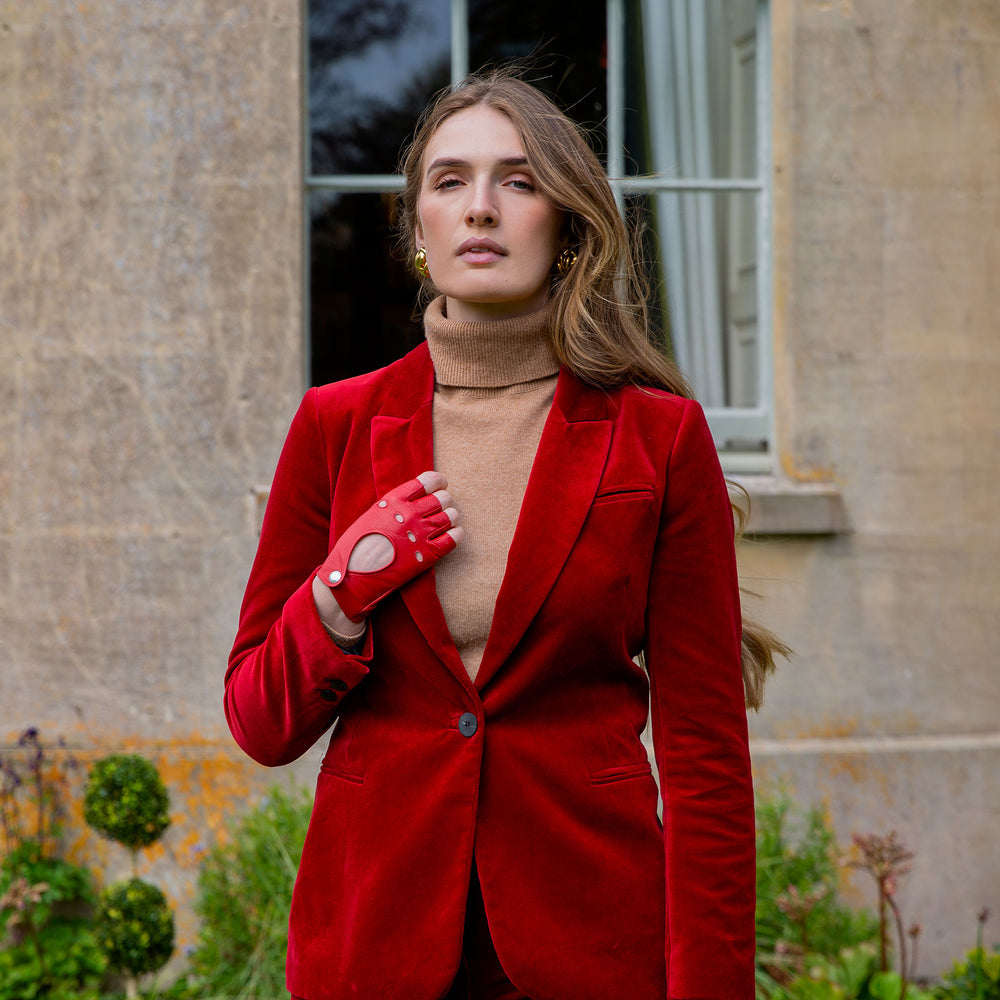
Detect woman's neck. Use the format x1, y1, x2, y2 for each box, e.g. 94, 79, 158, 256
423, 295, 560, 389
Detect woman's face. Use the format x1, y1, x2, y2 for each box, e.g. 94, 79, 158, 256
415, 104, 565, 323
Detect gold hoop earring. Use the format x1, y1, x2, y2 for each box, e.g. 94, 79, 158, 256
414, 247, 430, 278
556, 247, 578, 277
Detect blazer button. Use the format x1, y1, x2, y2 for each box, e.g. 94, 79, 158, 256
458, 712, 478, 737
319, 689, 338, 703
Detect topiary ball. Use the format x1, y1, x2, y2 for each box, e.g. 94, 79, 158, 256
83, 754, 171, 850
96, 877, 175, 976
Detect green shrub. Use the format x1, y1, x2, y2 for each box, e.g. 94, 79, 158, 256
83, 756, 170, 851
96, 878, 175, 977
0, 921, 105, 1000
0, 728, 106, 999
187, 783, 312, 1000
756, 789, 880, 999
934, 945, 1000, 1000
0, 857, 107, 999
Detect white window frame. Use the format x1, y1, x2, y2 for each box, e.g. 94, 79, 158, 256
304, 0, 773, 473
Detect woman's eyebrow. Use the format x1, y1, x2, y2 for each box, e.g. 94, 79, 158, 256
425, 155, 529, 174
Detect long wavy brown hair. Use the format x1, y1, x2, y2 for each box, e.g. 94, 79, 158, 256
397, 69, 788, 708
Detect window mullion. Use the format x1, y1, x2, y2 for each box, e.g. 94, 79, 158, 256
452, 0, 468, 84
301, 0, 312, 391
755, 0, 773, 461
606, 0, 626, 214
307, 174, 405, 192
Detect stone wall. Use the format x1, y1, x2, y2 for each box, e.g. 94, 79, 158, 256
746, 0, 1000, 974
0, 0, 306, 951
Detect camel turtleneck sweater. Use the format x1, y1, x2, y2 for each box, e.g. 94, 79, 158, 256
423, 296, 560, 683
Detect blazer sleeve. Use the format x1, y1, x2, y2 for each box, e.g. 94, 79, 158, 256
644, 399, 756, 1000
224, 389, 374, 767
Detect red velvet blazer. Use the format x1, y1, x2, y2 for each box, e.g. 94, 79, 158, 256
225, 342, 755, 1000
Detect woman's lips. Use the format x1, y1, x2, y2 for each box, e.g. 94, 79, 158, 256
456, 238, 506, 263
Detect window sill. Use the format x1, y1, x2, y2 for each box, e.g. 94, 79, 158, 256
729, 476, 847, 536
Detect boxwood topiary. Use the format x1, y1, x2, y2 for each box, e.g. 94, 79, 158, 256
83, 754, 170, 850
95, 877, 175, 976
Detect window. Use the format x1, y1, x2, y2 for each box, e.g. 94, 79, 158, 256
306, 0, 772, 471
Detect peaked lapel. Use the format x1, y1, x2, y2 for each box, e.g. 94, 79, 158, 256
474, 371, 613, 691
369, 346, 471, 691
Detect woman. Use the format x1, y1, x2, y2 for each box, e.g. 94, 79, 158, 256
226, 70, 783, 1000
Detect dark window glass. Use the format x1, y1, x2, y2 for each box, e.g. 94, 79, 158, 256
309, 0, 451, 176
468, 0, 607, 162
309, 191, 423, 387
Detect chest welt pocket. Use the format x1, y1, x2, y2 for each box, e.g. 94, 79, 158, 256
591, 484, 655, 507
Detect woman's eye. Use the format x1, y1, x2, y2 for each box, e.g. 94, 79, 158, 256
508, 178, 535, 191
434, 177, 462, 190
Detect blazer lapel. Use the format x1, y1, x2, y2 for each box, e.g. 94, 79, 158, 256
369, 346, 471, 689
475, 371, 613, 690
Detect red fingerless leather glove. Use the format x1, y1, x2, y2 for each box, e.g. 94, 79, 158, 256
317, 478, 457, 623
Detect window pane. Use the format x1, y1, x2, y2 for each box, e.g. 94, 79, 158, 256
629, 191, 759, 408
309, 191, 423, 387
625, 0, 757, 179
309, 0, 451, 176
468, 0, 608, 158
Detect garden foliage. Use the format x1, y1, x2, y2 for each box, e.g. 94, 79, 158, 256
755, 788, 881, 999
84, 756, 171, 852
185, 783, 312, 1000
84, 753, 175, 996
2, 730, 994, 1000
0, 728, 106, 999
933, 910, 1000, 1000
96, 878, 175, 978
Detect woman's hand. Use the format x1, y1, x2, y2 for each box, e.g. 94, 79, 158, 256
312, 471, 462, 638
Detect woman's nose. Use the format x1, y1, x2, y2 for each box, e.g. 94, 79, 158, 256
465, 183, 498, 226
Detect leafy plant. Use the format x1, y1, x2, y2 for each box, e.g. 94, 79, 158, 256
0, 728, 105, 999
936, 950, 1000, 1000
96, 878, 175, 977
3, 845, 94, 914
784, 943, 935, 1000
186, 782, 312, 1000
83, 754, 174, 998
934, 910, 1000, 1000
0, 913, 105, 1000
0, 728, 76, 864
848, 832, 917, 980
785, 942, 881, 1000
756, 789, 880, 998
83, 756, 171, 855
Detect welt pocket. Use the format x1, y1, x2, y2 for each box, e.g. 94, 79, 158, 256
589, 760, 653, 785
591, 483, 655, 506
319, 763, 365, 784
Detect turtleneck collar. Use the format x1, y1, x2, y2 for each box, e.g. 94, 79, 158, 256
423, 295, 560, 389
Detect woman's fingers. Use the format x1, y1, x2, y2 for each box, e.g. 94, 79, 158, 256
416, 469, 447, 494
412, 473, 462, 542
